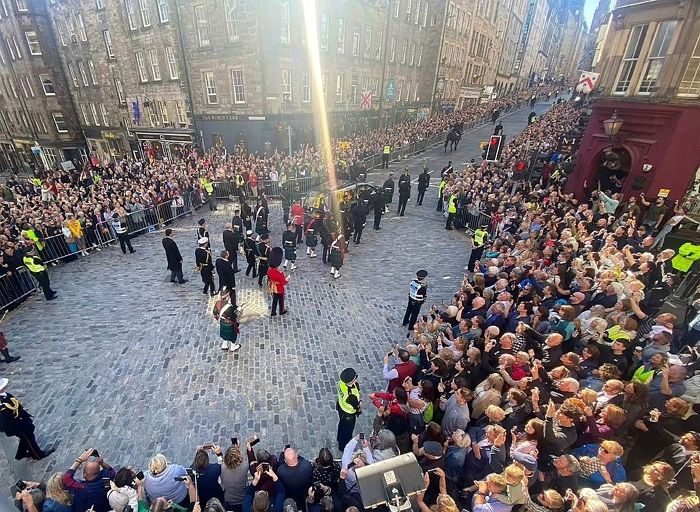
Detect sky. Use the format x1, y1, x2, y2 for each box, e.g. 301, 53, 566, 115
583, 0, 598, 28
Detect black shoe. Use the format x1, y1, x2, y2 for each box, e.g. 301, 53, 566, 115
35, 448, 55, 460
234, 269, 241, 273
202, 290, 208, 295
211, 291, 219, 297
129, 250, 136, 253
270, 313, 277, 317
280, 310, 288, 315
445, 227, 453, 230
3, 356, 20, 363
47, 294, 58, 301
178, 279, 189, 284
170, 280, 177, 283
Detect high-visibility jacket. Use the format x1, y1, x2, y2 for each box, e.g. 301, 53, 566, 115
383, 145, 391, 154
447, 195, 457, 214
21, 229, 43, 251
473, 228, 488, 247
438, 179, 446, 198
337, 380, 360, 415
23, 255, 46, 273
672, 243, 700, 273
200, 177, 214, 194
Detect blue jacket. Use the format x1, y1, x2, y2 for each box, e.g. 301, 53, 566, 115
63, 467, 116, 512
572, 444, 626, 487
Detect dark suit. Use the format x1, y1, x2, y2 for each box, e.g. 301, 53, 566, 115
417, 171, 430, 205
215, 256, 236, 305
162, 236, 185, 283
222, 229, 239, 271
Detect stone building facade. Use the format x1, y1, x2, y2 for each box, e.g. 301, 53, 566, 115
0, 0, 83, 172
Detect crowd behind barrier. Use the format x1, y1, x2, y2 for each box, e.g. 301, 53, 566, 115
0, 85, 558, 312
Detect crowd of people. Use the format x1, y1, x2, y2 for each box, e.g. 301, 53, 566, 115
0, 83, 562, 310
12, 82, 700, 512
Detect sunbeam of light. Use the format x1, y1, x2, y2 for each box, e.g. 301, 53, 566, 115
302, 0, 341, 224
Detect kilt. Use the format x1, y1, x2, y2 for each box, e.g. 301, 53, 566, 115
219, 320, 237, 342
306, 233, 318, 248
284, 247, 297, 261
329, 250, 343, 269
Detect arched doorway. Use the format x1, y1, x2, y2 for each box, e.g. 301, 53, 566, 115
594, 147, 631, 194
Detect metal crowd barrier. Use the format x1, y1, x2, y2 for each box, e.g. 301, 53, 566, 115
122, 189, 205, 236
455, 208, 495, 236
40, 220, 117, 265
212, 177, 320, 199
0, 267, 38, 312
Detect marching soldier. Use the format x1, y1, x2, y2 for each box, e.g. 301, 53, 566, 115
402, 270, 428, 334
340, 200, 353, 251
417, 167, 430, 205
383, 173, 395, 213
256, 232, 271, 288
254, 200, 268, 237
197, 218, 210, 242
305, 214, 320, 258
329, 233, 345, 280
22, 247, 56, 300
243, 230, 258, 277
352, 199, 369, 244
232, 208, 246, 271
195, 237, 217, 297
467, 226, 489, 271
282, 223, 298, 270
397, 168, 411, 216
336, 368, 361, 451
0, 378, 54, 460
240, 202, 253, 232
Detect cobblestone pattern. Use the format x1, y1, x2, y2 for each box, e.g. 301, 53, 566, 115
0, 101, 552, 488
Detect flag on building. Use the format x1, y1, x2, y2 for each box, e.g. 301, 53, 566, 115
360, 90, 372, 110
575, 72, 600, 94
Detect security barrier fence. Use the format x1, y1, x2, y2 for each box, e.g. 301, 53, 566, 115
0, 267, 38, 312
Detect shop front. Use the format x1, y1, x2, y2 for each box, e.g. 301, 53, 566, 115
566, 101, 700, 202
85, 128, 130, 163
134, 130, 195, 161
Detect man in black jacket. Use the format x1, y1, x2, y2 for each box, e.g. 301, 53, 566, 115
382, 173, 395, 213
222, 223, 240, 272
215, 250, 237, 305
0, 378, 54, 460
352, 200, 369, 244
397, 169, 411, 216
417, 167, 430, 205
162, 229, 187, 284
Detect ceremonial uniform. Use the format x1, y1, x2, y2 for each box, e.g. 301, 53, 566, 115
329, 235, 345, 279
319, 217, 336, 264
215, 254, 236, 301
223, 227, 239, 273
397, 171, 411, 216
467, 227, 489, 270
305, 220, 319, 257
336, 368, 361, 451
213, 297, 240, 351
240, 203, 253, 232
402, 270, 428, 332
267, 247, 288, 317
195, 239, 217, 296
282, 228, 298, 270
243, 231, 259, 277
383, 175, 395, 212
22, 250, 56, 300
256, 237, 271, 287
254, 205, 268, 236
0, 381, 52, 460
290, 202, 305, 244
352, 201, 369, 244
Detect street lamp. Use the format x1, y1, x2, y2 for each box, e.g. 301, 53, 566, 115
603, 111, 624, 137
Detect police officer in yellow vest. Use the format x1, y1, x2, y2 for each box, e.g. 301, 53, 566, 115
436, 177, 447, 212
672, 242, 700, 274
200, 176, 217, 212
23, 247, 56, 300
467, 226, 489, 270
445, 193, 457, 230
381, 144, 391, 169
336, 367, 361, 450
21, 224, 45, 261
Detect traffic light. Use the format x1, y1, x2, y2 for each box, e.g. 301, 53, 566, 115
484, 135, 502, 162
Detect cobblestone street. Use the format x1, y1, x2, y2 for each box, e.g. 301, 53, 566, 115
0, 101, 552, 487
